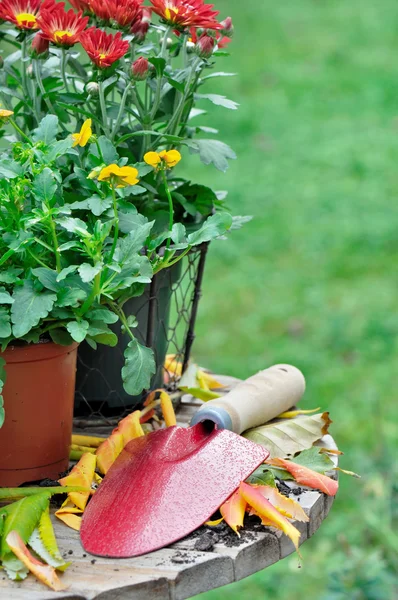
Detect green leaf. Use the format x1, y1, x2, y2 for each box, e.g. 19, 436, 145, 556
187, 139, 237, 172
56, 286, 86, 308
230, 215, 253, 230
49, 328, 74, 346
187, 212, 233, 245
194, 93, 239, 110
0, 307, 11, 338
32, 168, 57, 203
78, 262, 102, 283
56, 265, 78, 281
97, 135, 118, 164
201, 72, 237, 80
171, 223, 186, 244
114, 222, 154, 263
45, 137, 74, 162
0, 492, 51, 560
87, 194, 112, 217
246, 466, 277, 487
148, 57, 166, 76
243, 413, 332, 459
0, 159, 23, 179
0, 289, 14, 304
118, 210, 148, 235
66, 320, 89, 343
0, 268, 23, 284
29, 509, 71, 571
57, 217, 89, 237
87, 308, 118, 324
86, 321, 118, 347
290, 447, 335, 473
32, 268, 60, 292
2, 556, 28, 581
32, 115, 59, 144
11, 280, 57, 338
122, 339, 156, 396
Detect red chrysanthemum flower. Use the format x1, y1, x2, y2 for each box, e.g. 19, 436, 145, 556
0, 0, 41, 30
149, 0, 221, 30
90, 0, 143, 29
37, 1, 89, 47
80, 27, 130, 69
130, 6, 151, 41
188, 26, 231, 48
69, 0, 91, 13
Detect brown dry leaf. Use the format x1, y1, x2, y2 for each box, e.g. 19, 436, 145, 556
6, 531, 66, 591
243, 412, 332, 458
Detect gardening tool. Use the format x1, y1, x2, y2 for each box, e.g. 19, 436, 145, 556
81, 364, 305, 558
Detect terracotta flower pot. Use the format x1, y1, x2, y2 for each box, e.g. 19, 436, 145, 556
0, 341, 78, 487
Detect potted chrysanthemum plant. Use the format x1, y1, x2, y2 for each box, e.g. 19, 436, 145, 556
0, 0, 246, 483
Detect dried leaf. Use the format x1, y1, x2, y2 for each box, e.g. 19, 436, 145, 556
6, 531, 66, 591
253, 485, 309, 522
335, 467, 361, 478
55, 499, 83, 531
197, 370, 225, 390
220, 489, 247, 535
160, 391, 177, 427
71, 434, 105, 448
179, 387, 221, 401
243, 412, 332, 458
267, 458, 338, 496
95, 431, 124, 475
59, 453, 96, 510
204, 518, 224, 527
277, 408, 320, 419
118, 411, 145, 442
239, 483, 301, 551
70, 444, 96, 454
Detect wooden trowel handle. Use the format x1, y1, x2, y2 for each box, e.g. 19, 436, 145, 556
190, 364, 306, 434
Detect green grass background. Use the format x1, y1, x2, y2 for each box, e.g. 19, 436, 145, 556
182, 0, 398, 597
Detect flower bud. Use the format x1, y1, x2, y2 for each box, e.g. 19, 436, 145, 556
131, 7, 151, 43
30, 33, 49, 59
131, 57, 150, 81
186, 40, 195, 53
220, 16, 234, 37
86, 81, 100, 96
195, 33, 215, 59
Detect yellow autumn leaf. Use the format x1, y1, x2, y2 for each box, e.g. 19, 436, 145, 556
220, 488, 247, 535
59, 453, 96, 510
253, 484, 309, 522
277, 407, 320, 419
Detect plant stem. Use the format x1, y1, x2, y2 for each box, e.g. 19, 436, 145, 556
111, 82, 132, 141
47, 214, 61, 272
108, 185, 119, 264
9, 119, 31, 144
161, 169, 174, 251
110, 302, 135, 342
61, 49, 70, 92
34, 59, 58, 116
20, 36, 29, 101
27, 248, 50, 268
98, 80, 111, 136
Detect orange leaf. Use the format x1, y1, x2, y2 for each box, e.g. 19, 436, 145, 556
6, 531, 66, 591
55, 512, 82, 531
160, 391, 177, 427
220, 488, 247, 535
59, 453, 96, 510
240, 482, 301, 551
267, 458, 338, 496
118, 410, 145, 442
140, 408, 155, 423
95, 431, 124, 475
253, 485, 309, 522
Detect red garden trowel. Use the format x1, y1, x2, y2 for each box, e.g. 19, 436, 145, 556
81, 364, 305, 558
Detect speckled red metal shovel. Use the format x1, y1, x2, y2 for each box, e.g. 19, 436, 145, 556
81, 364, 305, 558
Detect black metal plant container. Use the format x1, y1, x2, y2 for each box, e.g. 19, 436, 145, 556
74, 243, 209, 417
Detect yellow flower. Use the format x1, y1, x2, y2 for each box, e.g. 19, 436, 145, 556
0, 108, 14, 121
98, 164, 139, 188
144, 149, 181, 170
72, 119, 92, 148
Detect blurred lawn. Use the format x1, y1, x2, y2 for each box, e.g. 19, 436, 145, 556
182, 0, 398, 598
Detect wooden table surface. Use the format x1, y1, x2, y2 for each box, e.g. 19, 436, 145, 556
1, 375, 338, 600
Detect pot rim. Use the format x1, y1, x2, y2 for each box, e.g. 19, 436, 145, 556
1, 341, 79, 364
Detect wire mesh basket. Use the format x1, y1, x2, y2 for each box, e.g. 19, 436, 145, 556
73, 243, 208, 425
